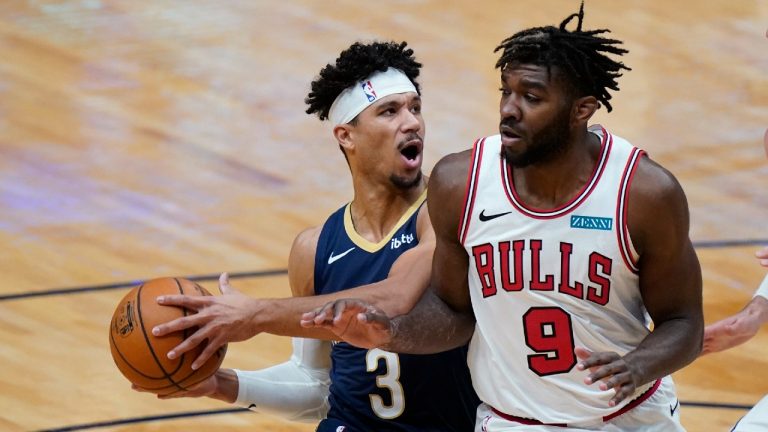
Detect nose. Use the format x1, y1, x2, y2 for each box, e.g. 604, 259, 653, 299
401, 108, 421, 133
500, 94, 521, 122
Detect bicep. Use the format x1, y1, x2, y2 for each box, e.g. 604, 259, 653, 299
427, 152, 473, 314
430, 230, 472, 313
288, 227, 320, 298
630, 161, 702, 322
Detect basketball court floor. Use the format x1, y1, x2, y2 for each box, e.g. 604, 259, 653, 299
0, 1, 766, 430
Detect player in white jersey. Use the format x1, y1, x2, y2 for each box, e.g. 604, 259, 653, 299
302, 4, 704, 431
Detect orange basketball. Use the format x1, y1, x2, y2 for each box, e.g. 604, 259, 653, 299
108, 277, 227, 395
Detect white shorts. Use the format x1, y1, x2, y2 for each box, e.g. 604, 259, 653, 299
475, 376, 684, 432
732, 395, 768, 431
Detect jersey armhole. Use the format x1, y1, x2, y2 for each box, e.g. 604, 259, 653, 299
615, 148, 645, 274
458, 138, 486, 245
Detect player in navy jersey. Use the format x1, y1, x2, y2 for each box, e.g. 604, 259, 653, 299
141, 41, 478, 431
303, 6, 704, 431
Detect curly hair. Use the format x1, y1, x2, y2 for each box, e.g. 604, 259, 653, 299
305, 41, 422, 121
494, 2, 630, 112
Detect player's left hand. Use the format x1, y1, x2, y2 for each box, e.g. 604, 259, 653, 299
131, 374, 217, 399
575, 346, 639, 407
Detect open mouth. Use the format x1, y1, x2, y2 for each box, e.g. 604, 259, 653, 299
401, 144, 420, 161
398, 138, 423, 168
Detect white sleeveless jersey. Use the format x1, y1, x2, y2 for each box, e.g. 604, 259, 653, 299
460, 126, 660, 425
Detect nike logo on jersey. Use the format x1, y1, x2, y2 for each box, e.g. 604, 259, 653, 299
479, 209, 512, 222
328, 247, 355, 264
670, 399, 679, 416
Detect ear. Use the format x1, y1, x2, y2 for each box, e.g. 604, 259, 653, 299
572, 96, 599, 125
333, 124, 355, 153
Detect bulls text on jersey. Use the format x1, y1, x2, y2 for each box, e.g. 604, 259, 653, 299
471, 239, 612, 305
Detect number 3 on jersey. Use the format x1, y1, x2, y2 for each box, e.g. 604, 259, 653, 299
366, 348, 405, 419
523, 307, 576, 376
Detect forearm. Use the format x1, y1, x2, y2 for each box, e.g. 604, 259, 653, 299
208, 368, 239, 403
745, 295, 768, 324
258, 274, 428, 339
224, 338, 331, 423
254, 297, 339, 339
382, 288, 475, 354
623, 315, 702, 385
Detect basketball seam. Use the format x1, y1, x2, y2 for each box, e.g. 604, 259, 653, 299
110, 325, 169, 380
136, 281, 188, 392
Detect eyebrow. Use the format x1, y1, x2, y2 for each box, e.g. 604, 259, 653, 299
376, 94, 421, 110
519, 77, 548, 91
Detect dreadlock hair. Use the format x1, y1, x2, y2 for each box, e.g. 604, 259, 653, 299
305, 41, 422, 121
494, 2, 629, 112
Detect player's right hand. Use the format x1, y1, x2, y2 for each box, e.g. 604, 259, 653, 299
152, 273, 261, 370
701, 296, 767, 355
300, 299, 393, 349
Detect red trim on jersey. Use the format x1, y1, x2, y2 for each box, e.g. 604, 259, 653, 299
458, 138, 486, 244
501, 127, 612, 220
490, 378, 661, 427
616, 147, 645, 274
490, 408, 568, 427
603, 378, 661, 421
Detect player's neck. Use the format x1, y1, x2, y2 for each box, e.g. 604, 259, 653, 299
348, 177, 426, 244
512, 130, 601, 210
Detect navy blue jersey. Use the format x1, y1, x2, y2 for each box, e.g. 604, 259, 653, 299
314, 191, 479, 432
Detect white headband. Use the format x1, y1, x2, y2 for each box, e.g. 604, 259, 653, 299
328, 68, 417, 125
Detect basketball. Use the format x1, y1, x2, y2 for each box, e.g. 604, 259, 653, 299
108, 277, 227, 395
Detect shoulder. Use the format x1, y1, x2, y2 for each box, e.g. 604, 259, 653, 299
627, 155, 690, 255
630, 156, 688, 213
428, 149, 474, 237
288, 226, 321, 296
429, 149, 473, 198
291, 226, 322, 255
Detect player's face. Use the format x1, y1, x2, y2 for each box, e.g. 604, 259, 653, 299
498, 64, 574, 168
352, 92, 425, 189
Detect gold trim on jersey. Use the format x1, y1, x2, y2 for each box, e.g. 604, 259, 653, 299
343, 188, 427, 253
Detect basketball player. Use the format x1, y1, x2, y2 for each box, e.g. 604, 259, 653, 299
302, 6, 704, 431
700, 129, 768, 431
139, 40, 479, 431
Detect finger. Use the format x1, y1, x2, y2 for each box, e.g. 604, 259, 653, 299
152, 313, 207, 337
574, 346, 592, 368
313, 302, 338, 325
332, 300, 350, 324
191, 340, 220, 370
359, 311, 391, 330
755, 246, 768, 259
586, 361, 623, 385
219, 272, 233, 295
609, 382, 635, 407
157, 294, 210, 309
167, 328, 210, 359
300, 311, 319, 327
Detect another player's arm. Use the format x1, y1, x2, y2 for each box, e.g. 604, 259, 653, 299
304, 151, 477, 353
702, 271, 768, 355
578, 157, 704, 405
386, 151, 476, 353
155, 204, 436, 367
